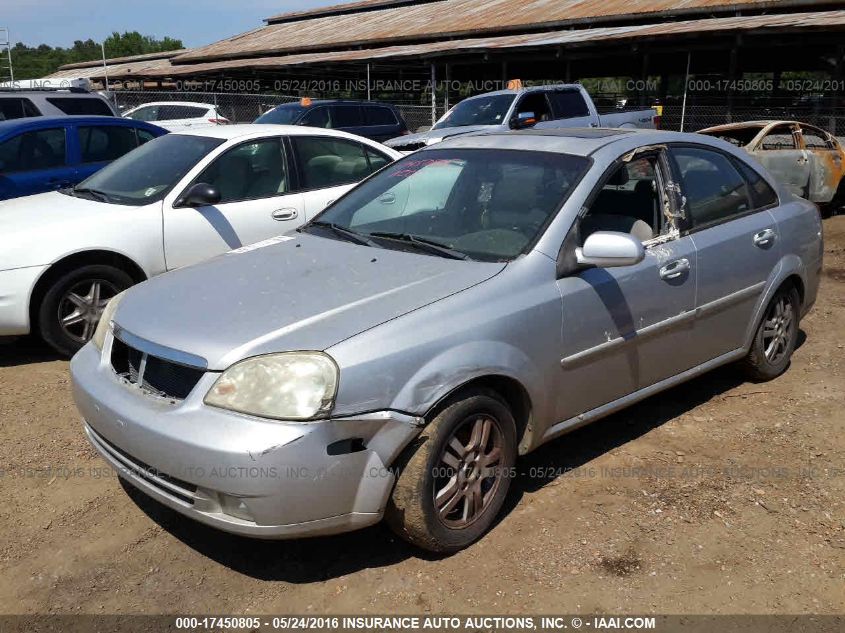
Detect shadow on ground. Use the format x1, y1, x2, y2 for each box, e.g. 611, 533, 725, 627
122, 332, 805, 582
0, 336, 64, 367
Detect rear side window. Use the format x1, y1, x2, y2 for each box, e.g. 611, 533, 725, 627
0, 97, 41, 120
78, 126, 139, 163
292, 136, 371, 189
136, 128, 157, 145
299, 107, 331, 128
157, 105, 208, 120
547, 90, 590, 119
365, 146, 392, 172
672, 146, 752, 228
46, 97, 113, 116
0, 128, 66, 172
364, 106, 398, 126
330, 106, 363, 127
125, 105, 158, 121
734, 159, 778, 208
801, 127, 833, 150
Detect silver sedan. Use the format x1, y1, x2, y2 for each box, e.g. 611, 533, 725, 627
70, 128, 823, 552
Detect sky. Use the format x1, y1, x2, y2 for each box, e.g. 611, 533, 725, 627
2, 0, 359, 49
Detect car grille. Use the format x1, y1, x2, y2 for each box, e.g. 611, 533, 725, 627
87, 425, 198, 506
111, 336, 205, 401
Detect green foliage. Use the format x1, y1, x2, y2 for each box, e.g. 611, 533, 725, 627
9, 31, 183, 79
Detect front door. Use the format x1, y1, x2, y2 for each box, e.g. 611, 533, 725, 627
555, 150, 698, 421
0, 127, 72, 198
163, 136, 304, 270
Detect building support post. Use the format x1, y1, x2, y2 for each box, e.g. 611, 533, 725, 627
366, 63, 371, 101
727, 40, 740, 124
430, 63, 437, 126
830, 45, 843, 135
680, 51, 692, 132
444, 62, 451, 112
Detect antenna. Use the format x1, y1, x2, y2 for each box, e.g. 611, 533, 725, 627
0, 28, 13, 84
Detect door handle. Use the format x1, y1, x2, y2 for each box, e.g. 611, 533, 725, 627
272, 208, 298, 221
659, 258, 690, 280
753, 228, 776, 248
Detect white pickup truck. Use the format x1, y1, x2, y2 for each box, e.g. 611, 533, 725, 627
385, 84, 659, 152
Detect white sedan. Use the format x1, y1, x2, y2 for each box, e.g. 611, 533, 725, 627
123, 101, 229, 131
0, 124, 401, 355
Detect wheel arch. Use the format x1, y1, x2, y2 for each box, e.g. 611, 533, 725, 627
28, 249, 147, 331
743, 256, 806, 350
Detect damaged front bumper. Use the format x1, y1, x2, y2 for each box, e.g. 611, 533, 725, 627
70, 343, 422, 538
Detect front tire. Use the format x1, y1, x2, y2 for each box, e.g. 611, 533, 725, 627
386, 389, 517, 553
740, 285, 800, 381
37, 264, 133, 357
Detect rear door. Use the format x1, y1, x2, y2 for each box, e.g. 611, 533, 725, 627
538, 88, 596, 129
156, 105, 211, 131
329, 104, 365, 136
362, 105, 403, 141
751, 123, 810, 198
798, 124, 844, 203
290, 135, 391, 218
0, 126, 72, 198
163, 135, 304, 269
669, 144, 781, 361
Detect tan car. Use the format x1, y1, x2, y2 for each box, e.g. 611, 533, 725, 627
699, 120, 845, 217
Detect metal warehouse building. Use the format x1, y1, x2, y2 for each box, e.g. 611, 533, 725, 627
49, 0, 845, 132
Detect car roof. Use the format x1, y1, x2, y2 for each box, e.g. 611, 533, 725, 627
270, 99, 398, 109
172, 123, 401, 149
0, 115, 162, 134
699, 120, 797, 133
461, 84, 581, 100
127, 101, 216, 110
428, 127, 720, 157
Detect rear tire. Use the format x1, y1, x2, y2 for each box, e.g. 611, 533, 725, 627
385, 389, 517, 553
740, 285, 800, 382
37, 264, 133, 357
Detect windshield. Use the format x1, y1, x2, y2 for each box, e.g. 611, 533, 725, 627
70, 134, 224, 205
255, 105, 305, 125
307, 148, 589, 262
433, 94, 515, 130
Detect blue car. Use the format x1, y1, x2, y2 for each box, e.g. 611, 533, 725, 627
0, 116, 167, 200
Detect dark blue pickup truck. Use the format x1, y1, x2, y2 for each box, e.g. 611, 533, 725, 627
0, 116, 167, 200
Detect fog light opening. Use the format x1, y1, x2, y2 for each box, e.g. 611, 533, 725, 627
219, 494, 255, 522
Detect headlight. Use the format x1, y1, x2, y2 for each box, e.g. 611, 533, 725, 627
91, 290, 126, 352
204, 352, 338, 421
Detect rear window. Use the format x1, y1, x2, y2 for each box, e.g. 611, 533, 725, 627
46, 97, 113, 116
156, 105, 208, 120
0, 97, 41, 120
547, 90, 590, 119
255, 105, 304, 124
364, 106, 398, 126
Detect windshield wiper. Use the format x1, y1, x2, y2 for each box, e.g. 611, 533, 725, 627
72, 186, 112, 203
369, 232, 472, 261
301, 221, 381, 248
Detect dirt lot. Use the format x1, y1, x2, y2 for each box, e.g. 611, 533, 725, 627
1, 219, 843, 618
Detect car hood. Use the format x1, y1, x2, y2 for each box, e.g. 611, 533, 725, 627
113, 233, 505, 370
385, 124, 500, 148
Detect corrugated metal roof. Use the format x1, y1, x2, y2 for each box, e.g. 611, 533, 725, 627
44, 56, 176, 80
56, 49, 187, 71
147, 9, 845, 78
178, 0, 837, 63
267, 0, 426, 23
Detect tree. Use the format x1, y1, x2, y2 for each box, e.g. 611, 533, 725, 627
9, 32, 184, 79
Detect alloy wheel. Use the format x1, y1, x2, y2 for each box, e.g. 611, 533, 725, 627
433, 414, 505, 529
57, 279, 120, 344
762, 294, 795, 364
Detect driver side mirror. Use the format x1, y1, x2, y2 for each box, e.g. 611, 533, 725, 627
178, 182, 221, 208
511, 111, 537, 130
576, 231, 645, 268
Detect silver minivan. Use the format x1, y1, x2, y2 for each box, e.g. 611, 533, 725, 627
70, 128, 823, 552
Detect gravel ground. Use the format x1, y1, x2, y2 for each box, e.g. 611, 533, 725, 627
0, 218, 843, 617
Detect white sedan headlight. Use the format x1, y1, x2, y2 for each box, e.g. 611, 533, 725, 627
92, 290, 126, 352
204, 352, 338, 421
